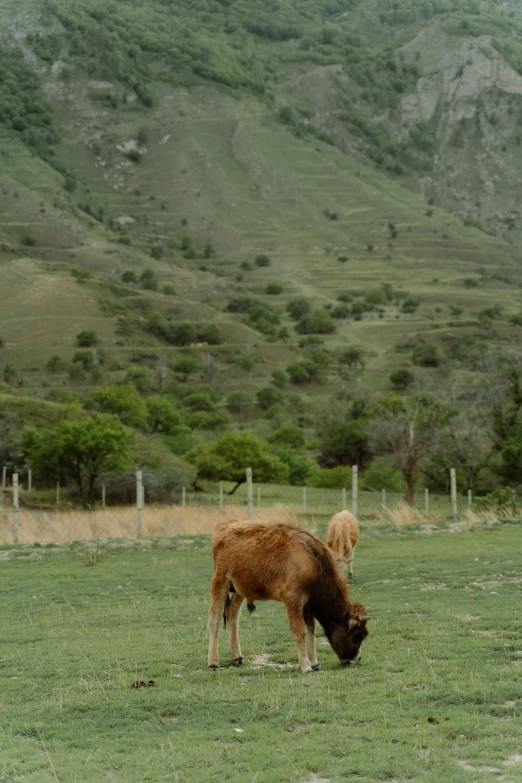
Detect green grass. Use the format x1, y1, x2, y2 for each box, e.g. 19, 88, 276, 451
2, 522, 522, 782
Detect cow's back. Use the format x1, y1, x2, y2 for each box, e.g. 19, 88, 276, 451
326, 511, 360, 560
212, 521, 318, 602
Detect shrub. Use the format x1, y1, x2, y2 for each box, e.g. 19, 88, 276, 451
412, 344, 442, 367
140, 269, 158, 290
265, 282, 284, 295
361, 458, 405, 492
198, 323, 221, 345
286, 297, 311, 320
364, 288, 387, 306
187, 410, 230, 430
163, 284, 176, 296
127, 149, 141, 163
76, 330, 98, 347
21, 234, 37, 247
72, 350, 94, 370
255, 254, 271, 267
150, 244, 164, 260
390, 369, 415, 390
256, 386, 284, 410
295, 309, 336, 335
402, 298, 420, 314
311, 466, 352, 489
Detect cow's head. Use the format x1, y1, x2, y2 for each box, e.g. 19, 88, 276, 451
330, 602, 369, 666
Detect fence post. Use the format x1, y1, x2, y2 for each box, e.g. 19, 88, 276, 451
27, 469, 32, 493
342, 487, 347, 510
219, 483, 223, 511
425, 488, 429, 515
246, 467, 253, 521
102, 484, 106, 508
468, 488, 472, 508
13, 472, 19, 544
382, 488, 386, 511
450, 468, 457, 522
136, 470, 143, 537
2, 465, 6, 489
352, 465, 358, 518
56, 481, 60, 505
182, 487, 186, 507
303, 486, 307, 512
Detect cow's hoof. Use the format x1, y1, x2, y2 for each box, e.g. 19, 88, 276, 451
208, 665, 220, 671
311, 663, 321, 672
232, 657, 244, 667
301, 665, 314, 674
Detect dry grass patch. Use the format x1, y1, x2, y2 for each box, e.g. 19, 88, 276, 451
0, 503, 301, 545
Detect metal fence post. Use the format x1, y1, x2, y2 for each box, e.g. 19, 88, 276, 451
382, 488, 386, 511
450, 468, 457, 522
182, 487, 186, 507
13, 472, 19, 544
352, 465, 358, 518
342, 487, 347, 510
56, 481, 60, 505
246, 467, 253, 521
425, 488, 429, 515
136, 470, 143, 537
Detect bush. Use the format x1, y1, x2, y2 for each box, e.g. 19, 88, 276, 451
265, 282, 284, 295
311, 466, 352, 489
140, 269, 158, 291
360, 458, 405, 492
76, 330, 98, 347
390, 369, 415, 390
412, 344, 442, 367
187, 410, 230, 430
21, 234, 37, 247
402, 298, 420, 314
127, 149, 142, 163
255, 254, 271, 267
286, 297, 311, 320
295, 309, 336, 335
163, 284, 176, 296
256, 386, 284, 410
150, 244, 164, 260
121, 271, 137, 283
101, 467, 193, 505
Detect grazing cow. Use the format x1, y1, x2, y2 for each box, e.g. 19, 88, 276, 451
208, 521, 369, 673
326, 510, 360, 578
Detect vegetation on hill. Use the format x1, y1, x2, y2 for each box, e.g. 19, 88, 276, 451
3, 0, 522, 505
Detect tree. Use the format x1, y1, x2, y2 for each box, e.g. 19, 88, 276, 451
23, 415, 133, 501
3, 363, 17, 385
268, 425, 306, 450
412, 343, 442, 367
92, 384, 148, 430
187, 431, 288, 494
370, 397, 441, 505
339, 347, 365, 374
140, 269, 158, 290
76, 330, 98, 347
173, 356, 200, 382
320, 420, 372, 469
401, 298, 420, 314
0, 412, 24, 473
122, 270, 137, 284
286, 297, 311, 321
46, 355, 63, 374
124, 366, 155, 394
266, 282, 283, 295
146, 396, 185, 435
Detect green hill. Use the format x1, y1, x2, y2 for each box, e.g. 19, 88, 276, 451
2, 0, 522, 498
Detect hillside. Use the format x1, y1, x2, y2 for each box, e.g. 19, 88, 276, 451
1, 0, 522, 498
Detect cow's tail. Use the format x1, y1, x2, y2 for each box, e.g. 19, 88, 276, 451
223, 593, 232, 629
223, 592, 256, 627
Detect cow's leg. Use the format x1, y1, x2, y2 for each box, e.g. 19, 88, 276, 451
285, 598, 313, 673
207, 570, 231, 670
305, 617, 320, 671
227, 593, 246, 666
347, 555, 354, 578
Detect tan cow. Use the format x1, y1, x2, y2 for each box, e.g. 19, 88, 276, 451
326, 510, 360, 579
208, 520, 369, 673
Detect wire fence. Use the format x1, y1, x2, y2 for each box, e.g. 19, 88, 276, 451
0, 466, 485, 546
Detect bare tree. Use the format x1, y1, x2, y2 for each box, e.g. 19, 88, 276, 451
370, 398, 441, 505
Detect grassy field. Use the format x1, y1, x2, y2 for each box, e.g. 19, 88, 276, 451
2, 519, 522, 782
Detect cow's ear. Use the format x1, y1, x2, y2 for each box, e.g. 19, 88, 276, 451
347, 617, 358, 630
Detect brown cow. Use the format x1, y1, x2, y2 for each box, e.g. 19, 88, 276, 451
207, 520, 369, 673
326, 510, 360, 578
